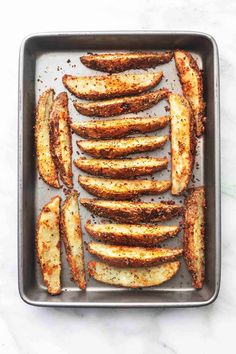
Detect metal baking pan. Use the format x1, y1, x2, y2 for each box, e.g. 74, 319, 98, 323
18, 31, 220, 307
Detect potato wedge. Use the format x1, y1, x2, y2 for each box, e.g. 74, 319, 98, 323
78, 176, 171, 200
74, 157, 168, 178
71, 115, 169, 139
80, 51, 173, 73
88, 242, 183, 267
174, 50, 206, 137
73, 89, 168, 117
169, 93, 195, 195
35, 196, 61, 295
63, 72, 163, 100
88, 260, 180, 288
61, 191, 86, 290
77, 135, 168, 159
184, 187, 205, 289
80, 199, 183, 223
85, 221, 180, 246
35, 89, 60, 188
50, 92, 73, 188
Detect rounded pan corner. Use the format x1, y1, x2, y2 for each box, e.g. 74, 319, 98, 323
196, 282, 221, 308
18, 282, 38, 307
191, 31, 219, 58
19, 32, 45, 61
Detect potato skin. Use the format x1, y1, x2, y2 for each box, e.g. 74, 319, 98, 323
88, 242, 183, 267
50, 92, 73, 188
184, 187, 205, 289
174, 50, 206, 137
80, 51, 173, 73
63, 72, 163, 100
88, 261, 181, 288
80, 199, 183, 223
35, 196, 61, 295
61, 191, 86, 290
77, 135, 168, 159
71, 116, 170, 140
74, 157, 168, 178
85, 221, 180, 247
169, 93, 196, 195
35, 89, 60, 188
78, 176, 171, 200
73, 89, 168, 117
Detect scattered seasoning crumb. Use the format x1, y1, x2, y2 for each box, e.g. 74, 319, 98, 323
67, 59, 71, 63
165, 106, 170, 112
63, 188, 71, 196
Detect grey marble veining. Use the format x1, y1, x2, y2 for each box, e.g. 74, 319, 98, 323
0, 0, 236, 353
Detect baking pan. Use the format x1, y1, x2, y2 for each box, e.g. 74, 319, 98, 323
18, 31, 220, 307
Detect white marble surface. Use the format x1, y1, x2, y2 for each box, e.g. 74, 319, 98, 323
0, 0, 235, 353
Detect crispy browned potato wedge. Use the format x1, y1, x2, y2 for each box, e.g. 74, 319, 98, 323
74, 157, 168, 178
184, 187, 205, 289
77, 135, 168, 159
50, 92, 73, 188
88, 242, 183, 267
61, 191, 86, 290
71, 115, 169, 139
63, 72, 163, 100
174, 50, 206, 137
85, 221, 180, 246
78, 176, 171, 200
88, 260, 180, 288
35, 89, 60, 188
80, 51, 173, 73
169, 93, 196, 195
73, 89, 168, 117
80, 199, 183, 223
36, 196, 61, 295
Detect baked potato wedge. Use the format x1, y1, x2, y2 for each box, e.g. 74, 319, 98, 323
88, 260, 180, 288
80, 199, 183, 223
35, 89, 60, 188
50, 92, 73, 188
63, 72, 163, 100
35, 196, 61, 295
74, 157, 168, 178
78, 176, 171, 200
80, 51, 173, 73
88, 242, 183, 267
61, 191, 86, 290
85, 221, 180, 246
169, 93, 195, 195
77, 135, 168, 159
174, 50, 206, 137
184, 187, 205, 289
71, 115, 169, 139
73, 89, 168, 117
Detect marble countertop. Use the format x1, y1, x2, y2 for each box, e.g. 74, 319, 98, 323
1, 0, 236, 353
